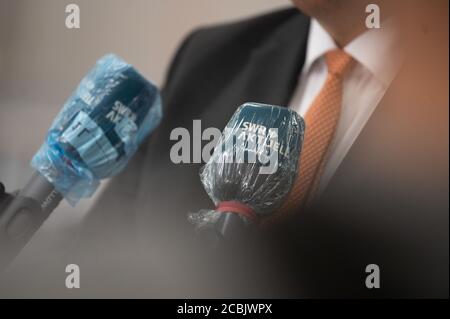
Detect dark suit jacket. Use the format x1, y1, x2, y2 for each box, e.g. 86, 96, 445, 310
80, 8, 449, 298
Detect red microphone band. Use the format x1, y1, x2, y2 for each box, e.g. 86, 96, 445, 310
215, 201, 258, 223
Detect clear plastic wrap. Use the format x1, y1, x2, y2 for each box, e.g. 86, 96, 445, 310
189, 102, 305, 229
31, 54, 162, 205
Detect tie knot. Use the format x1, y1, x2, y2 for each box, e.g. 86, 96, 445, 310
325, 49, 354, 77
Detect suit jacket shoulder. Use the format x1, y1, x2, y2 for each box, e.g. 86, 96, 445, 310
162, 7, 308, 118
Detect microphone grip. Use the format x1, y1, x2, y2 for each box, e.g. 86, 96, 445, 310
216, 212, 246, 238
0, 172, 62, 270
199, 212, 248, 249
20, 171, 63, 213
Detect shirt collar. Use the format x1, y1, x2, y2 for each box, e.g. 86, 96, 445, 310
303, 19, 401, 87
303, 19, 336, 73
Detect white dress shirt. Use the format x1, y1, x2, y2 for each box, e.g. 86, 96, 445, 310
289, 19, 401, 194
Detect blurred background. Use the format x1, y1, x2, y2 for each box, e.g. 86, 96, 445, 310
0, 0, 290, 234
0, 2, 291, 295
0, 0, 447, 298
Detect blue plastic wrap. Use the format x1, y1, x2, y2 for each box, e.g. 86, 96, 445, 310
31, 54, 162, 205
189, 102, 305, 228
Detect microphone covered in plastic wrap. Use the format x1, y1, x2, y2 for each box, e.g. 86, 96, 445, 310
189, 102, 305, 234
31, 54, 162, 205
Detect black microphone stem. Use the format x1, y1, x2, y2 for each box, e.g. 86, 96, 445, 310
199, 212, 249, 249
0, 172, 62, 271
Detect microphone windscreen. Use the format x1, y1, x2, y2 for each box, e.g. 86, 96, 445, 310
31, 54, 162, 204
199, 102, 304, 218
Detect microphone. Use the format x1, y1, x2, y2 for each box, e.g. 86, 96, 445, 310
189, 102, 304, 245
0, 54, 162, 269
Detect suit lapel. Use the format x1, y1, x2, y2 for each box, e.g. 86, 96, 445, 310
238, 12, 310, 107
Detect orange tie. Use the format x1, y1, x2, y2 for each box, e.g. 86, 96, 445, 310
263, 49, 354, 225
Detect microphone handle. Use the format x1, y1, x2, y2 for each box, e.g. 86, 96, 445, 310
199, 212, 248, 249
0, 172, 62, 270
216, 212, 247, 238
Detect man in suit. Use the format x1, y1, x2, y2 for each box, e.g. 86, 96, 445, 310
79, 1, 448, 297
